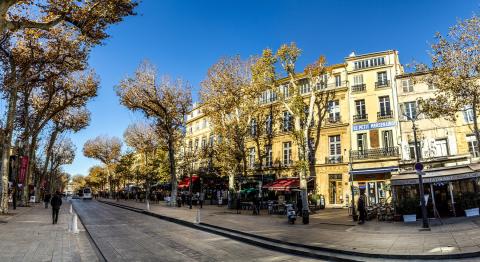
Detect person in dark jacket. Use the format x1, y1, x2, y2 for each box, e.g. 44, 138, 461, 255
50, 191, 62, 224
43, 192, 51, 209
357, 190, 366, 225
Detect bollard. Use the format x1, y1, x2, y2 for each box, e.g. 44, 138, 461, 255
69, 204, 73, 214
146, 200, 150, 211
195, 209, 201, 224
71, 214, 79, 234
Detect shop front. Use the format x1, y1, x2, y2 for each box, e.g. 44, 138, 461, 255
391, 164, 480, 217
349, 166, 397, 205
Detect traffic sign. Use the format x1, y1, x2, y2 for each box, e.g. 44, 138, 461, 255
414, 162, 424, 171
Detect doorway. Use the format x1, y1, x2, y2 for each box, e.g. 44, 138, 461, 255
329, 174, 343, 205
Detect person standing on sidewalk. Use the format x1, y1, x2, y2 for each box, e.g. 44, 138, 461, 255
50, 191, 62, 224
357, 189, 366, 225
43, 192, 51, 209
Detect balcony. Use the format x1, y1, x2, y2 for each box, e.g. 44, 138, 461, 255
351, 84, 366, 93
350, 147, 400, 160
375, 80, 390, 89
353, 114, 368, 122
377, 110, 393, 120
326, 115, 342, 124
325, 155, 343, 164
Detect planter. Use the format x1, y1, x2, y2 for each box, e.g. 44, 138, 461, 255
403, 214, 417, 223
465, 207, 479, 217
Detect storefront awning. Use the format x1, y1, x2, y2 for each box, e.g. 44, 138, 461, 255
391, 164, 480, 186
262, 177, 314, 191
262, 178, 298, 191
350, 166, 398, 175
178, 176, 199, 189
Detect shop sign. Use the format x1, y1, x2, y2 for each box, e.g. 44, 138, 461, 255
353, 121, 396, 131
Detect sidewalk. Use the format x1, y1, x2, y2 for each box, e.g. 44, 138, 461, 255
0, 202, 99, 262
100, 198, 480, 257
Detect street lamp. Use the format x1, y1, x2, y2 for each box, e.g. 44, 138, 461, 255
404, 110, 429, 230
347, 149, 358, 221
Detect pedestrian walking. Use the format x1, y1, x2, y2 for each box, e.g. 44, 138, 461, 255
236, 195, 241, 214
50, 191, 62, 224
199, 191, 204, 209
357, 189, 366, 225
180, 191, 186, 206
43, 192, 51, 209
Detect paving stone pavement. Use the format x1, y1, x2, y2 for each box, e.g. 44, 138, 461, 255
0, 201, 98, 262
100, 198, 480, 257
73, 200, 321, 262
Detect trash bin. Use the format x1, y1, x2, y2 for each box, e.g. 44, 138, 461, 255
319, 194, 325, 209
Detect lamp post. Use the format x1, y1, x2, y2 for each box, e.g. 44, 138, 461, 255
347, 149, 357, 221
405, 110, 429, 230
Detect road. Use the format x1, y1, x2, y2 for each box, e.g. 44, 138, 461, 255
73, 200, 322, 262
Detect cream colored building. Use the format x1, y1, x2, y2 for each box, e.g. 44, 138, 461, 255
345, 50, 404, 206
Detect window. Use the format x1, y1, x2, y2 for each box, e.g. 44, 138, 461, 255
201, 137, 207, 149
464, 106, 474, 123
355, 99, 366, 117
354, 57, 385, 70
409, 142, 422, 160
335, 75, 342, 87
467, 135, 479, 157
209, 134, 214, 146
283, 111, 292, 132
353, 74, 364, 85
250, 119, 257, 136
300, 79, 310, 94
403, 102, 417, 120
249, 147, 256, 168
265, 114, 273, 134
379, 96, 391, 116
377, 71, 387, 85
308, 138, 315, 164
283, 142, 292, 166
328, 100, 340, 121
188, 140, 193, 152
357, 133, 367, 152
329, 135, 341, 158
279, 84, 290, 97
202, 119, 207, 129
194, 138, 199, 150
265, 145, 272, 167
435, 139, 449, 157
382, 130, 393, 149
402, 79, 413, 92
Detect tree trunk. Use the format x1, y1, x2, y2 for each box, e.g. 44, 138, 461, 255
472, 97, 480, 155
167, 137, 177, 207
23, 135, 38, 204
43, 129, 58, 194
0, 85, 18, 214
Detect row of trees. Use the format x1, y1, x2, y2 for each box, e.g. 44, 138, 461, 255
0, 0, 138, 214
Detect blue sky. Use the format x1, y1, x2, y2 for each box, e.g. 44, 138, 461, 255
64, 0, 480, 176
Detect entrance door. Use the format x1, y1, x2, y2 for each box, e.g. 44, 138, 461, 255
367, 182, 377, 205
432, 182, 451, 217
329, 174, 343, 205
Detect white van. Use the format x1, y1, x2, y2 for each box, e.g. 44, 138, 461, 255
82, 187, 92, 200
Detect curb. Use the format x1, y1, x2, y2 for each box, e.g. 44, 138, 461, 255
98, 200, 480, 260
72, 201, 107, 262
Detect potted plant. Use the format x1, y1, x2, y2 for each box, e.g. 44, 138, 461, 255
397, 197, 418, 223
461, 192, 479, 217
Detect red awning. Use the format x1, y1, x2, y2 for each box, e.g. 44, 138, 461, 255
178, 176, 199, 189
262, 178, 299, 191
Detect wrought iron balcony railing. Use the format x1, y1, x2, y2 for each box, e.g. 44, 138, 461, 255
350, 147, 399, 160
351, 84, 366, 93
377, 110, 393, 120
375, 80, 390, 88
353, 114, 368, 122
326, 115, 341, 124
325, 155, 343, 164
